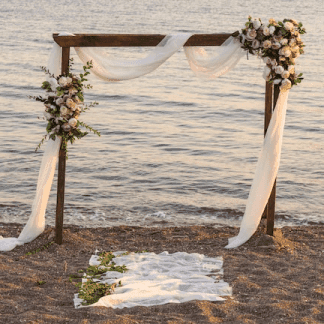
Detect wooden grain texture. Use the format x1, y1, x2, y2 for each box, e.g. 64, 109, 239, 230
52, 33, 233, 47
266, 84, 280, 236
55, 47, 70, 245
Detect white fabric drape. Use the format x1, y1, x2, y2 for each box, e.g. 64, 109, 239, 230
184, 36, 245, 79
225, 91, 289, 248
0, 32, 289, 251
0, 137, 61, 251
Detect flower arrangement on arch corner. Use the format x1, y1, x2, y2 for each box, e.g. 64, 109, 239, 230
30, 59, 100, 157
232, 17, 306, 91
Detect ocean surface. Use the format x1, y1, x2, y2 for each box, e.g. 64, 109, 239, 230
0, 0, 323, 228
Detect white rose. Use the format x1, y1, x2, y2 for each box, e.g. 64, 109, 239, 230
263, 27, 270, 36
66, 77, 73, 84
61, 123, 71, 132
269, 26, 276, 35
281, 70, 290, 78
262, 40, 272, 49
273, 35, 283, 42
270, 59, 277, 66
263, 66, 272, 80
58, 77, 68, 87
56, 98, 64, 105
263, 57, 271, 65
246, 29, 257, 41
280, 38, 288, 45
274, 65, 284, 74
252, 39, 260, 49
50, 105, 56, 110
49, 78, 58, 90
288, 65, 295, 74
272, 42, 281, 50
284, 49, 292, 57
280, 78, 292, 91
289, 38, 296, 46
43, 111, 52, 120
68, 118, 78, 127
60, 106, 69, 116
284, 22, 294, 31
252, 19, 261, 30
273, 79, 282, 85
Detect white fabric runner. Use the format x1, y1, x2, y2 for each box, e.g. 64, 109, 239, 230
0, 32, 289, 251
0, 137, 61, 251
74, 251, 232, 308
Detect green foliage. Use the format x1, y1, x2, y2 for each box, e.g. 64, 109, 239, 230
36, 280, 46, 285
26, 241, 54, 255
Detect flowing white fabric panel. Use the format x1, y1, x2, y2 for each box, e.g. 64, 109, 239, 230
225, 91, 289, 248
0, 137, 61, 251
184, 36, 245, 79
74, 33, 192, 81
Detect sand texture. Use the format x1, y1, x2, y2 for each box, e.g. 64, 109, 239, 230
0, 222, 323, 323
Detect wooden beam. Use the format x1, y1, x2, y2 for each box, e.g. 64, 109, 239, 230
262, 81, 273, 221
55, 47, 70, 245
266, 84, 280, 236
53, 33, 232, 48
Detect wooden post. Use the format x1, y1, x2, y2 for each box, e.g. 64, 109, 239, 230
263, 82, 280, 236
266, 85, 280, 235
55, 47, 70, 244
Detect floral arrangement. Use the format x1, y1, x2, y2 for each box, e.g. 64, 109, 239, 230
30, 59, 100, 155
233, 17, 306, 91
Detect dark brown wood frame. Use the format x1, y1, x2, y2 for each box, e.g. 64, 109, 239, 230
53, 33, 278, 244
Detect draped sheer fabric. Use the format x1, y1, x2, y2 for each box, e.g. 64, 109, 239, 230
0, 137, 61, 251
0, 32, 288, 252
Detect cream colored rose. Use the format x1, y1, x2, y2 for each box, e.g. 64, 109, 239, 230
292, 51, 300, 58
49, 78, 58, 90
281, 70, 290, 78
66, 98, 75, 108
69, 87, 78, 95
291, 19, 298, 25
279, 56, 286, 62
280, 78, 292, 91
262, 40, 272, 48
58, 77, 68, 87
246, 29, 257, 40
284, 22, 294, 31
61, 123, 71, 132
56, 98, 64, 105
291, 45, 299, 53
290, 58, 296, 64
60, 106, 69, 116
289, 38, 296, 46
66, 77, 73, 84
263, 57, 271, 65
263, 27, 270, 36
43, 111, 52, 120
252, 19, 261, 29
269, 26, 276, 35
269, 18, 276, 25
74, 96, 82, 104
280, 38, 288, 46
263, 66, 272, 80
68, 118, 78, 127
288, 65, 295, 74
274, 65, 284, 74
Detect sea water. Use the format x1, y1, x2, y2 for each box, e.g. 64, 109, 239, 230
0, 0, 323, 228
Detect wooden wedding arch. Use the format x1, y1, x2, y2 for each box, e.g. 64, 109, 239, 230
53, 33, 279, 244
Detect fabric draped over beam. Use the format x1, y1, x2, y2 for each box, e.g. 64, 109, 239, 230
0, 33, 289, 251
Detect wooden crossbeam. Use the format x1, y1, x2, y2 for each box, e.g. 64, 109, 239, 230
53, 33, 232, 47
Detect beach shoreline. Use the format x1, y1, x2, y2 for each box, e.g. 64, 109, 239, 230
0, 222, 323, 323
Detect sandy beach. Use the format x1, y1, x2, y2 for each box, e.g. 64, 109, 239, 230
0, 222, 323, 323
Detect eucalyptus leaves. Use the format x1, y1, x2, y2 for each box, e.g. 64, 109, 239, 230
234, 17, 306, 90
31, 59, 100, 155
